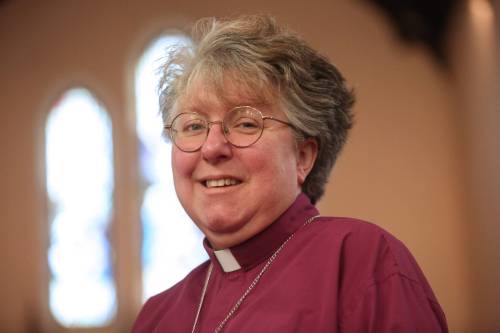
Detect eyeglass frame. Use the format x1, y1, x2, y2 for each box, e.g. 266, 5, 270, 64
164, 105, 296, 152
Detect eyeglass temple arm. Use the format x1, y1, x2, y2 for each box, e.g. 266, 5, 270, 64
263, 116, 296, 129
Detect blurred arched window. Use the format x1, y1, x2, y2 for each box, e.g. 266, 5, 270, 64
45, 88, 116, 327
134, 34, 207, 301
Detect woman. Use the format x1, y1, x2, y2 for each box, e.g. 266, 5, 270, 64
132, 15, 448, 333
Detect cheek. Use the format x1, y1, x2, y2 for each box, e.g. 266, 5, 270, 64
171, 150, 196, 184
253, 144, 298, 183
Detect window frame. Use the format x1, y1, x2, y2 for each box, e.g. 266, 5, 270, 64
39, 27, 201, 333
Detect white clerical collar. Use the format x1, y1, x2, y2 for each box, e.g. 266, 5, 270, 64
213, 248, 242, 272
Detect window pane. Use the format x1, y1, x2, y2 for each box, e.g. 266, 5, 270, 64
135, 35, 207, 301
46, 88, 116, 327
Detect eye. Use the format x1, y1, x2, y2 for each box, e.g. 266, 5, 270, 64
236, 118, 258, 128
176, 117, 206, 136
231, 117, 261, 134
184, 122, 204, 131
184, 122, 205, 132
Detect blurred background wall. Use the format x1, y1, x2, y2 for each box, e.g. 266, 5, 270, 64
0, 0, 498, 332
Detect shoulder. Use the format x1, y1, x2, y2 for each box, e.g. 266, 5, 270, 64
148, 260, 208, 302
310, 217, 446, 331
310, 216, 416, 276
312, 215, 392, 238
316, 217, 445, 326
131, 261, 210, 333
307, 216, 438, 302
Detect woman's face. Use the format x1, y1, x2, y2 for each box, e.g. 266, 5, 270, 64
171, 79, 317, 249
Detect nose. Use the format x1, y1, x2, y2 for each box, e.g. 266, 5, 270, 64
200, 121, 232, 163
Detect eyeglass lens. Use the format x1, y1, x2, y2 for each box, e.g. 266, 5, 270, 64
170, 106, 265, 152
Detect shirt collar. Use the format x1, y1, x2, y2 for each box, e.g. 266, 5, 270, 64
203, 193, 319, 273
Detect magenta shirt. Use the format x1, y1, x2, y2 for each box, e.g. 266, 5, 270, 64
132, 194, 448, 332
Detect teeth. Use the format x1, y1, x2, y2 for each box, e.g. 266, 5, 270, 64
206, 178, 240, 188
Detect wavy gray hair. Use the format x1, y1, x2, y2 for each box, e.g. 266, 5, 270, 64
159, 15, 355, 204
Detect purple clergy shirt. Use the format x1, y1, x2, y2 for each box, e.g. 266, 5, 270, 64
131, 193, 448, 333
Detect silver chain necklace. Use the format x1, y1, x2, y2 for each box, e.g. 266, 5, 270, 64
191, 214, 320, 333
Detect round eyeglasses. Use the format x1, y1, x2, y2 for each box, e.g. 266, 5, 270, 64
164, 106, 294, 152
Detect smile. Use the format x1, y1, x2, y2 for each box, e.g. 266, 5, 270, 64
205, 178, 242, 188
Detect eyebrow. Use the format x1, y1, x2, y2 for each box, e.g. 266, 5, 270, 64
180, 102, 270, 116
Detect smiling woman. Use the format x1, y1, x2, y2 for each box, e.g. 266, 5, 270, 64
131, 14, 448, 333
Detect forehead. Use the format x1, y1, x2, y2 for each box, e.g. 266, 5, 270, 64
175, 75, 278, 116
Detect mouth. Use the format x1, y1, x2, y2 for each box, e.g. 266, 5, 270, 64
203, 178, 242, 188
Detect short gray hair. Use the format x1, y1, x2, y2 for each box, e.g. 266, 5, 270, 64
159, 15, 354, 204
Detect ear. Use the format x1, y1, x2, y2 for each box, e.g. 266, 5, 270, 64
296, 138, 318, 185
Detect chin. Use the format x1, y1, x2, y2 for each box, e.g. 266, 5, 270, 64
202, 215, 246, 234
